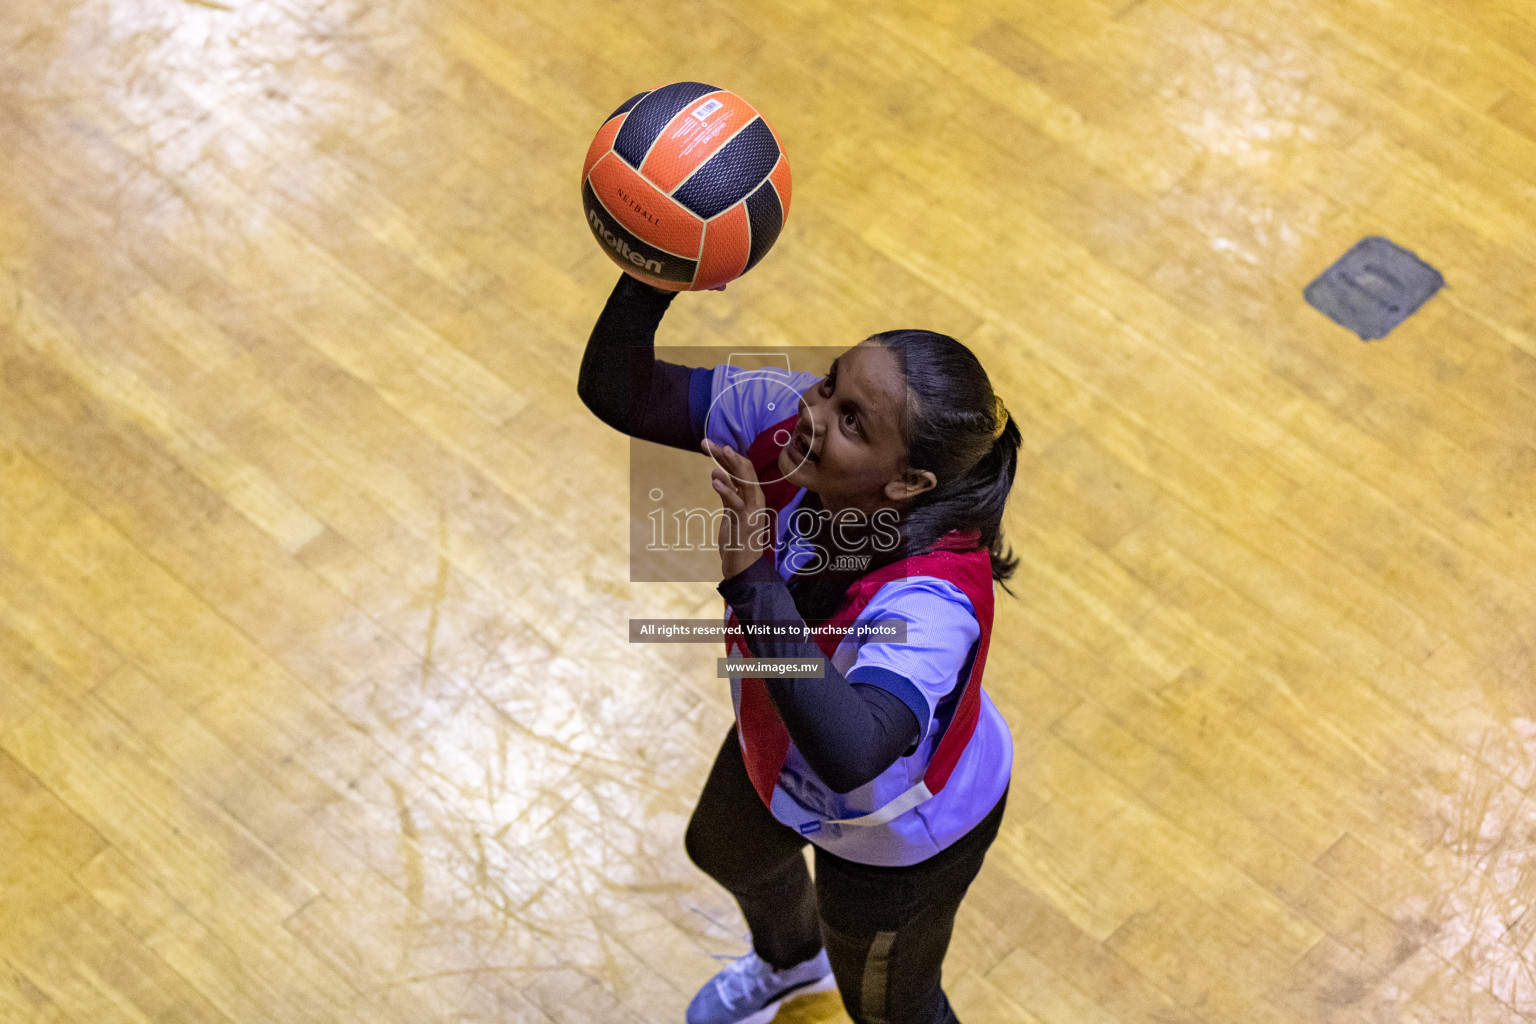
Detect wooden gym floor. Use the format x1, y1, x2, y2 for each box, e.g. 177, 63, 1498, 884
2, 0, 1534, 1021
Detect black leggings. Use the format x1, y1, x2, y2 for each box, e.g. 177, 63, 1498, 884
685, 726, 1007, 1024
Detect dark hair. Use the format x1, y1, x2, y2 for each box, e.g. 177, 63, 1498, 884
784, 330, 1022, 624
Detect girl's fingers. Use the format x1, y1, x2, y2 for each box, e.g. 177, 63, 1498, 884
712, 476, 743, 509
702, 438, 741, 463
705, 440, 758, 499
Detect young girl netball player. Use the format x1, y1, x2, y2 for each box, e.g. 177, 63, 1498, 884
579, 271, 1022, 1024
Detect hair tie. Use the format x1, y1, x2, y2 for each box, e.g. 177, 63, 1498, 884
991, 396, 1009, 441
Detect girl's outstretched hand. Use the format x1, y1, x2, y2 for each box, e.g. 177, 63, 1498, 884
702, 438, 770, 579
620, 269, 726, 292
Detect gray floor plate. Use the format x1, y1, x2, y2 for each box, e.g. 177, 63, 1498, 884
1304, 236, 1445, 341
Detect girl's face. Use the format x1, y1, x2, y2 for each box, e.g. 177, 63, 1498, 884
776, 341, 936, 513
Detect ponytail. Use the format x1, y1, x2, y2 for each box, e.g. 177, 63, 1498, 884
784, 330, 1023, 623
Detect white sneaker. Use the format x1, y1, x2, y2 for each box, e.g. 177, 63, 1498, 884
684, 948, 835, 1024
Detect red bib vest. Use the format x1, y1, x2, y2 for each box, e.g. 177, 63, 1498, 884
722, 414, 996, 825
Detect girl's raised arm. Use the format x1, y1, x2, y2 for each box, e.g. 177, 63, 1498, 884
577, 273, 710, 452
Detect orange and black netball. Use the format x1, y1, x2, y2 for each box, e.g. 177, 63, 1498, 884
582, 81, 792, 291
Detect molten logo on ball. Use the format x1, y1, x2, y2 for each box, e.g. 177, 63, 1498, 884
588, 207, 664, 275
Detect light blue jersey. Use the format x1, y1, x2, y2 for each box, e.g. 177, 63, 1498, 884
707, 362, 1014, 867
